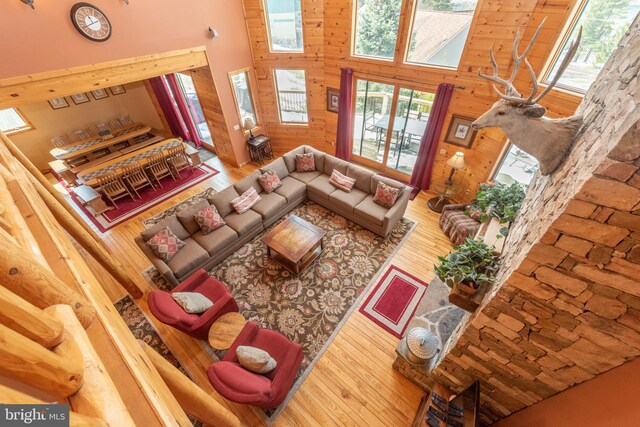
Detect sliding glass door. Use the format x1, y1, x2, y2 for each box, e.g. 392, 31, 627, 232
175, 73, 213, 145
352, 79, 433, 179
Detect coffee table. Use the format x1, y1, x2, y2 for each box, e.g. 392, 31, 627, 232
262, 215, 327, 275
208, 312, 247, 351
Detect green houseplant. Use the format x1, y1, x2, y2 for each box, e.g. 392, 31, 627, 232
468, 182, 526, 226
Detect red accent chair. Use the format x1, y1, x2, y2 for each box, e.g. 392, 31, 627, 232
148, 269, 238, 340
206, 322, 303, 408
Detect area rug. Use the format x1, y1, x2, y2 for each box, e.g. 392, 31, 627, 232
359, 265, 429, 338
144, 201, 416, 423
55, 164, 219, 233
114, 295, 202, 427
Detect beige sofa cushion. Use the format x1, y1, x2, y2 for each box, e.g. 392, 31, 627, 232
323, 154, 348, 176
304, 146, 326, 172
354, 195, 388, 225
251, 192, 287, 219
192, 225, 238, 256
140, 214, 190, 242
234, 170, 263, 195
166, 238, 210, 279
260, 157, 289, 180
329, 187, 368, 213
347, 164, 375, 193
176, 199, 210, 235
289, 170, 322, 183
224, 210, 263, 236
370, 174, 406, 194
274, 176, 306, 202
282, 146, 306, 172
208, 186, 241, 218
307, 174, 336, 201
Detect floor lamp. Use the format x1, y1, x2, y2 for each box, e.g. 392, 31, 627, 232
427, 152, 466, 213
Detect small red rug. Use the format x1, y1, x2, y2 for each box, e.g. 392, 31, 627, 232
359, 266, 429, 338
54, 164, 219, 233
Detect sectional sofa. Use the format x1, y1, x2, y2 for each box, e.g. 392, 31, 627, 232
135, 145, 411, 287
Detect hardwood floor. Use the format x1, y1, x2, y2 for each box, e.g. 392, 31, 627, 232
58, 154, 455, 427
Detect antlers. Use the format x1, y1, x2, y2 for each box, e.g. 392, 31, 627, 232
477, 17, 583, 106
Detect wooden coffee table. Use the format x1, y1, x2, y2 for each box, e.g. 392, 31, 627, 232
262, 215, 327, 275
208, 312, 247, 351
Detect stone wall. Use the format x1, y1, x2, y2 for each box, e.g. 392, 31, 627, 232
427, 16, 640, 425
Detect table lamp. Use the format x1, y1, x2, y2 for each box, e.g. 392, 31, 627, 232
445, 152, 465, 185
243, 116, 256, 141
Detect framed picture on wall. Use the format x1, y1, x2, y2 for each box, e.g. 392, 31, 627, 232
48, 97, 70, 110
109, 85, 126, 96
91, 89, 110, 100
326, 88, 340, 113
70, 92, 90, 105
445, 115, 477, 149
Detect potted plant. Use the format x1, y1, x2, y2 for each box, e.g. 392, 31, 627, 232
434, 238, 498, 312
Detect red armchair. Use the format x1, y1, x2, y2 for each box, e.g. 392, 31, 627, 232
206, 322, 303, 408
148, 269, 238, 340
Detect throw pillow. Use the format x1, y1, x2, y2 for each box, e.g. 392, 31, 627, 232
194, 206, 225, 235
373, 181, 400, 208
258, 170, 282, 193
146, 227, 186, 262
231, 187, 262, 214
295, 153, 315, 172
236, 345, 277, 374
171, 292, 214, 314
329, 169, 356, 192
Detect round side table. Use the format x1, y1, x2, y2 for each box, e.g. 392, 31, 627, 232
208, 312, 247, 351
427, 182, 462, 213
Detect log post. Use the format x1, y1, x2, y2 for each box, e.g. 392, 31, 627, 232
0, 286, 65, 348
0, 132, 101, 241
0, 384, 108, 427
139, 340, 242, 427
0, 235, 96, 328
47, 305, 136, 427
25, 169, 143, 298
0, 323, 84, 400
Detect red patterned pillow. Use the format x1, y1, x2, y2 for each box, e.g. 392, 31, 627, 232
373, 181, 400, 208
231, 187, 262, 214
194, 206, 225, 235
146, 227, 186, 262
329, 169, 356, 192
295, 153, 315, 172
258, 170, 282, 193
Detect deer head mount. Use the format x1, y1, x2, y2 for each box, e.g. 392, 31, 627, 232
472, 18, 584, 175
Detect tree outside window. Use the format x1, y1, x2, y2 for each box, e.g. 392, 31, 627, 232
353, 0, 403, 59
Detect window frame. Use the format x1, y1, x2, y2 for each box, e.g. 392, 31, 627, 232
228, 68, 261, 136
273, 68, 310, 126
0, 108, 34, 136
350, 0, 406, 62
263, 0, 305, 54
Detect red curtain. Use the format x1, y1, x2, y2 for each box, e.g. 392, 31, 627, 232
335, 68, 354, 161
165, 74, 203, 147
409, 83, 454, 190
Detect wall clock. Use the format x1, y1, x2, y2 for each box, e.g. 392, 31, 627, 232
70, 3, 112, 42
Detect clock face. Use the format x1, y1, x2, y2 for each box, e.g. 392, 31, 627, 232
71, 3, 111, 42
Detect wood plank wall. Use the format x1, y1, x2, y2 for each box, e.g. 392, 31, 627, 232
242, 0, 584, 197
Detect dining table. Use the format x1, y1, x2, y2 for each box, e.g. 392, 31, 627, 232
50, 123, 152, 161
77, 138, 185, 187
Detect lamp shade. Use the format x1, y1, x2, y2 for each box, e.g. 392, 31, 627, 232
243, 116, 256, 131
446, 151, 466, 169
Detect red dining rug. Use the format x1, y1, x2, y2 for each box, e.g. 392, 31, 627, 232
54, 164, 219, 233
359, 265, 429, 338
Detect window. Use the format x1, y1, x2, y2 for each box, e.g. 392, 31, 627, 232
352, 79, 433, 176
406, 0, 478, 68
174, 73, 213, 145
229, 70, 258, 130
274, 69, 308, 124
0, 108, 31, 135
493, 144, 539, 187
546, 0, 640, 92
265, 0, 303, 52
353, 0, 403, 60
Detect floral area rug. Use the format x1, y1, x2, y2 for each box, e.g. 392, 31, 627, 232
114, 295, 202, 427
144, 200, 416, 422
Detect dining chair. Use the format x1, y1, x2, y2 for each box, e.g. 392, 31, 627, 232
166, 146, 193, 178
97, 173, 135, 208
50, 135, 71, 148
74, 128, 92, 140
122, 164, 155, 198
117, 115, 133, 127
145, 154, 177, 188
